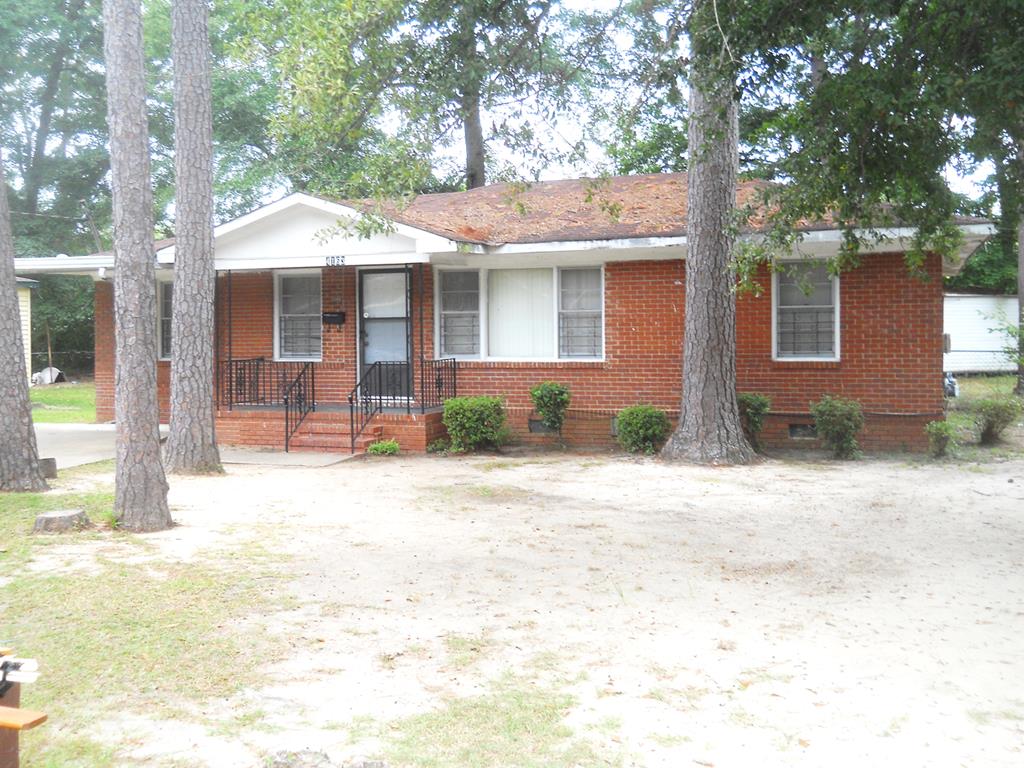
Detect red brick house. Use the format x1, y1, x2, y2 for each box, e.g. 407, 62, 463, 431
15, 174, 992, 452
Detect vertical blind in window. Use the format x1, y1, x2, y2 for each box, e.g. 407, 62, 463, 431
559, 268, 602, 357
439, 271, 480, 356
278, 274, 322, 359
159, 282, 173, 359
487, 268, 554, 358
776, 264, 836, 358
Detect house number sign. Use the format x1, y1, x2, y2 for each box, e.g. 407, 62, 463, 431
325, 255, 346, 267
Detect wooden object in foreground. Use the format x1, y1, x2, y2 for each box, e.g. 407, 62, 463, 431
0, 651, 46, 768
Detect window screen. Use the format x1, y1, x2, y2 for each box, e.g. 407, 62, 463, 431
776, 264, 836, 358
278, 274, 322, 359
439, 271, 480, 356
159, 282, 173, 359
559, 268, 602, 357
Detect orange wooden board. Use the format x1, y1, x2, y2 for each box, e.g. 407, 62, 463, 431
0, 706, 46, 731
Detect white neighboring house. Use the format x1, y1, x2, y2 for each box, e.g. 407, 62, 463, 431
16, 277, 37, 379
943, 293, 1019, 373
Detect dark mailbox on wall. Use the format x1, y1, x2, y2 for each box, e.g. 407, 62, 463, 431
322, 311, 346, 325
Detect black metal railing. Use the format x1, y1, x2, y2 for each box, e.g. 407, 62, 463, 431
283, 362, 316, 452
420, 357, 457, 411
348, 358, 458, 453
347, 361, 399, 453
219, 358, 311, 409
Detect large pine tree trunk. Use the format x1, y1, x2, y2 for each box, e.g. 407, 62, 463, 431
662, 4, 754, 465
0, 152, 49, 492
164, 0, 222, 474
458, 6, 485, 190
103, 0, 172, 531
462, 83, 486, 190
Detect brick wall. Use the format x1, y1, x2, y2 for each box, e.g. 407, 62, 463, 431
92, 253, 943, 451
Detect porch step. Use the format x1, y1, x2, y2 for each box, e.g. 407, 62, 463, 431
288, 425, 383, 452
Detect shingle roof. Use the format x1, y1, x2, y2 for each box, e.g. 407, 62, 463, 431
144, 172, 990, 254
369, 172, 989, 246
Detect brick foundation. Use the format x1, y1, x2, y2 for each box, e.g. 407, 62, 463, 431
93, 254, 943, 452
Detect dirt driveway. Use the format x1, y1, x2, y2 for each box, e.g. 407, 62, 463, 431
21, 452, 1024, 767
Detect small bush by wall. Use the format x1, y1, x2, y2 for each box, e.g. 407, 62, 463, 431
810, 395, 864, 459
617, 405, 670, 454
975, 397, 1023, 445
924, 420, 958, 458
529, 382, 572, 433
367, 438, 400, 456
443, 396, 508, 452
737, 393, 771, 451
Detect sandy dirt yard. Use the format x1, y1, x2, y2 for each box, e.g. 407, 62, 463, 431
19, 451, 1024, 767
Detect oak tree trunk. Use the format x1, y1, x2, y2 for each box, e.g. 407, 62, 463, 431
0, 151, 49, 492
165, 0, 222, 474
103, 0, 172, 531
662, 5, 755, 465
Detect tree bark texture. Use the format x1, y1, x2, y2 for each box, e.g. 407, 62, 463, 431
0, 151, 49, 492
165, 0, 222, 473
459, 7, 485, 190
103, 0, 172, 530
462, 82, 486, 190
662, 10, 755, 465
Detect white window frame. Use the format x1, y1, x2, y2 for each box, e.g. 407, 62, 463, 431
557, 266, 605, 359
433, 265, 605, 362
771, 261, 841, 362
273, 269, 323, 362
157, 277, 173, 361
438, 269, 482, 358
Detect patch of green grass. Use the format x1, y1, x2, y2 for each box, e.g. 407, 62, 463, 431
444, 632, 492, 669
0, 466, 285, 766
0, 487, 115, 572
30, 382, 96, 423
958, 375, 1015, 400
467, 484, 528, 501
5, 557, 277, 764
383, 678, 612, 768
649, 732, 691, 747
22, 734, 117, 768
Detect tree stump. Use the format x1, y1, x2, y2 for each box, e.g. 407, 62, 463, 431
32, 510, 90, 534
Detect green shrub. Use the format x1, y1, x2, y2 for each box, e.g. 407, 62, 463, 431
975, 397, 1023, 445
367, 438, 400, 456
810, 395, 864, 459
924, 420, 958, 458
443, 396, 508, 452
737, 392, 771, 451
617, 405, 670, 454
529, 382, 572, 432
426, 437, 450, 454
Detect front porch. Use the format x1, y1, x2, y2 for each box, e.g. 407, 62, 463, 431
207, 258, 453, 452
215, 355, 456, 452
